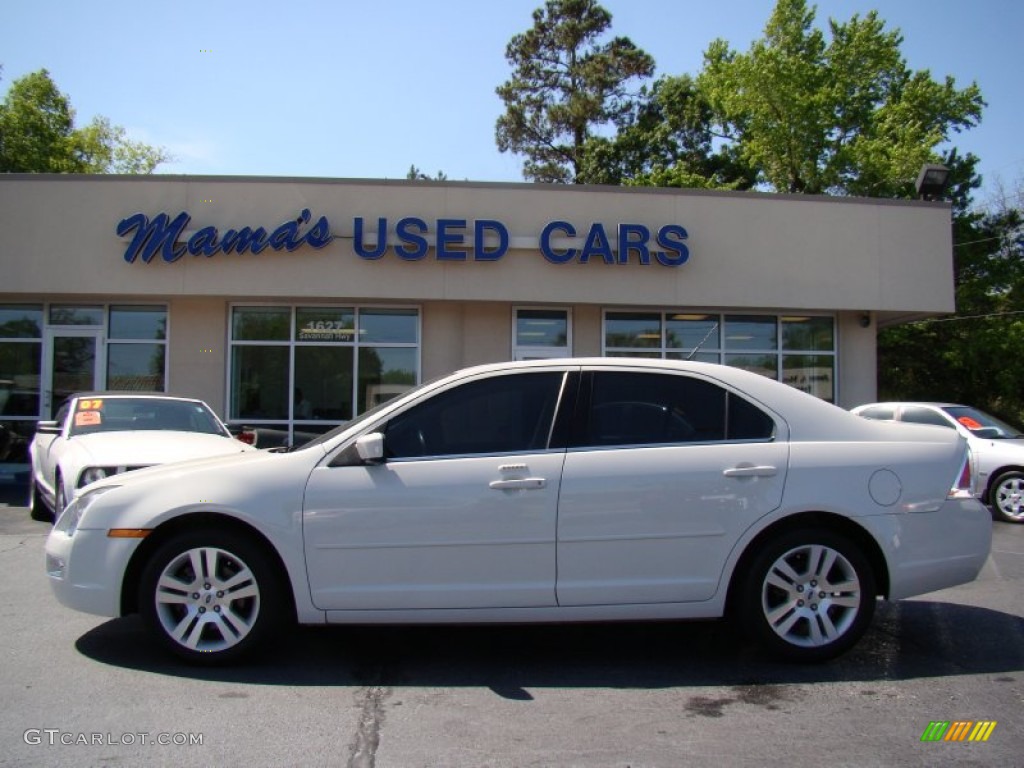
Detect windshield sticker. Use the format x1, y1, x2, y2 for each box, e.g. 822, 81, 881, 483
77, 399, 104, 411
74, 411, 102, 427
957, 416, 984, 430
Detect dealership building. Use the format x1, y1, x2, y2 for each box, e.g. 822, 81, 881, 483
0, 174, 955, 457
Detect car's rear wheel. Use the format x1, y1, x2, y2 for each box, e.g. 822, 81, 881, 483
139, 530, 285, 664
990, 471, 1024, 523
740, 529, 875, 661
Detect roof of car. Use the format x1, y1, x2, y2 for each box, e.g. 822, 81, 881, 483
854, 401, 966, 409
68, 392, 204, 401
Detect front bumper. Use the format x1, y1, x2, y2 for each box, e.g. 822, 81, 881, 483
45, 527, 141, 618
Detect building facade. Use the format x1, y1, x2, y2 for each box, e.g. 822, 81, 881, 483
0, 174, 954, 461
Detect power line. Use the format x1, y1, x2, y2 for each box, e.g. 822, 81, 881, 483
907, 309, 1024, 325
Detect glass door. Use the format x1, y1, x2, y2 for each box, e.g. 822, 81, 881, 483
43, 329, 105, 418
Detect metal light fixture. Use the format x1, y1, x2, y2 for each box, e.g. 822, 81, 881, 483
915, 164, 951, 200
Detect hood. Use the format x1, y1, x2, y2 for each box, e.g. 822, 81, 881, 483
70, 431, 254, 466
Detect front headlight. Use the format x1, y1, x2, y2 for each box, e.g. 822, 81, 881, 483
78, 466, 115, 488
54, 485, 120, 537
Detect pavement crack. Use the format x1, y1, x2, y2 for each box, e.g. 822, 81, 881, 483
346, 684, 391, 768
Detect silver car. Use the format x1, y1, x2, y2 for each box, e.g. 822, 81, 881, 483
852, 402, 1024, 523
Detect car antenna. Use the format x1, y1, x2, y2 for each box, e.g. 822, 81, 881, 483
686, 322, 719, 360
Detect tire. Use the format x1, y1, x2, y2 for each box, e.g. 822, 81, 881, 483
739, 529, 876, 662
28, 480, 53, 523
990, 471, 1024, 523
138, 529, 285, 664
54, 477, 67, 521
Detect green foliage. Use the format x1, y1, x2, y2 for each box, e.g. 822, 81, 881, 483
696, 0, 983, 196
495, 0, 654, 183
0, 68, 169, 174
582, 74, 756, 189
879, 189, 1024, 422
406, 165, 448, 181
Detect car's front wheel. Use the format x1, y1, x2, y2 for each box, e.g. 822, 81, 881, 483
990, 471, 1024, 523
739, 529, 876, 662
139, 530, 285, 664
28, 480, 53, 522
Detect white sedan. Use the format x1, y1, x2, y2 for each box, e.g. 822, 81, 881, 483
29, 393, 254, 521
45, 360, 992, 664
852, 401, 1024, 523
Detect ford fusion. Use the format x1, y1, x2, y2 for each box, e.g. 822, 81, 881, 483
45, 360, 992, 664
30, 393, 254, 522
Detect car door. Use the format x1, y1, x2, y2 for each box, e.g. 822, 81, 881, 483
556, 368, 788, 606
303, 369, 573, 611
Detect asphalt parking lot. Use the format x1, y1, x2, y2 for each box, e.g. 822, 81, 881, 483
0, 484, 1021, 768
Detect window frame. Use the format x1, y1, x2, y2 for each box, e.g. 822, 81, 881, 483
601, 309, 838, 402
227, 303, 422, 443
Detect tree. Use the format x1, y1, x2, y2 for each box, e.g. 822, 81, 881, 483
405, 165, 448, 181
697, 0, 984, 197
495, 0, 654, 183
0, 68, 169, 174
581, 74, 756, 189
878, 183, 1024, 422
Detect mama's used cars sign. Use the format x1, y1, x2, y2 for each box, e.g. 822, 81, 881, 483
116, 210, 690, 267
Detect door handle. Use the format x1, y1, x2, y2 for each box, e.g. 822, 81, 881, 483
722, 465, 778, 478
489, 478, 547, 490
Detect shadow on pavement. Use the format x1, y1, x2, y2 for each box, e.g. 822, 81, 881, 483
75, 599, 1024, 697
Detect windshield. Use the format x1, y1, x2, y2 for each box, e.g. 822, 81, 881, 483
67, 397, 229, 438
942, 406, 1024, 439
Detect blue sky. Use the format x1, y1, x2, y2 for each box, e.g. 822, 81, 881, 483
1, 0, 1020, 208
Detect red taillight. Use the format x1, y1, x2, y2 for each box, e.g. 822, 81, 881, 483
236, 430, 256, 446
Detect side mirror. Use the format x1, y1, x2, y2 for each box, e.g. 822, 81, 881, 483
355, 432, 385, 464
35, 421, 61, 435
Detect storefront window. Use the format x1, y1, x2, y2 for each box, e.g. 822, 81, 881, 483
360, 308, 419, 343
107, 306, 167, 391
604, 311, 836, 401
0, 305, 43, 468
358, 347, 418, 412
232, 346, 289, 420
724, 315, 778, 351
666, 313, 720, 358
513, 308, 571, 360
49, 305, 104, 326
295, 346, 354, 420
0, 307, 42, 417
233, 306, 290, 341
605, 312, 662, 349
109, 305, 167, 340
229, 305, 420, 443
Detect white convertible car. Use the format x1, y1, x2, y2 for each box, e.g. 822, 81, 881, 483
45, 360, 992, 664
29, 393, 254, 521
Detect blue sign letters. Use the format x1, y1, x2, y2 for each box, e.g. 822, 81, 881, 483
118, 212, 689, 267
117, 209, 334, 263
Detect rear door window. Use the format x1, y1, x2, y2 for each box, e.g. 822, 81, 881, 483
574, 371, 773, 448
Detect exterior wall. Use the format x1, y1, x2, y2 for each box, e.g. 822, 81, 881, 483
836, 311, 879, 409
2, 175, 954, 319
0, 174, 959, 437
166, 297, 228, 415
